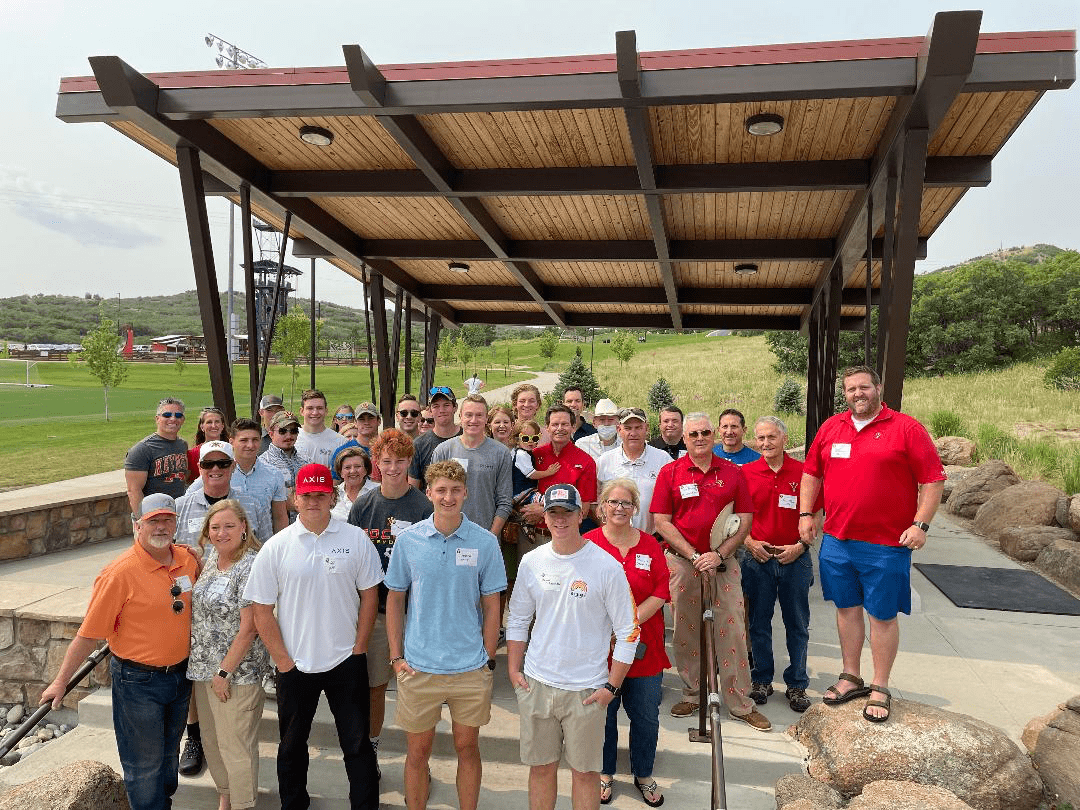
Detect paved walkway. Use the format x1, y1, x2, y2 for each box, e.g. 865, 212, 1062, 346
2, 510, 1078, 806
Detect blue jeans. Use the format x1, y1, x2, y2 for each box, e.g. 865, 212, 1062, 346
741, 549, 813, 690
602, 673, 662, 779
110, 657, 192, 810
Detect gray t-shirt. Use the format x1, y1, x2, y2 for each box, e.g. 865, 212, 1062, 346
348, 487, 434, 612
430, 436, 513, 532
408, 428, 462, 482
124, 433, 189, 499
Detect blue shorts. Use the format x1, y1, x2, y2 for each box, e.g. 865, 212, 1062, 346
818, 534, 911, 621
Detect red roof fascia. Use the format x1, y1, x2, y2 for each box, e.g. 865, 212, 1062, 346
58, 29, 1075, 94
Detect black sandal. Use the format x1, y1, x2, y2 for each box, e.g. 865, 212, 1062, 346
634, 777, 664, 807
822, 672, 872, 705
862, 685, 892, 723
600, 777, 614, 805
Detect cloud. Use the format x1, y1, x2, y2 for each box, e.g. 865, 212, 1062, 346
0, 166, 163, 249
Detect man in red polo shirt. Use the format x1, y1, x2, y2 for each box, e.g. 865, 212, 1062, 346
742, 416, 823, 713
651, 412, 770, 732
799, 365, 945, 723
520, 404, 598, 537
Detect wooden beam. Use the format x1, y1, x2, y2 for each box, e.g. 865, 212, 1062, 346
617, 29, 681, 331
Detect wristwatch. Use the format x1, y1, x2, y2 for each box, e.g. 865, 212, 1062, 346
216, 668, 231, 681
603, 682, 622, 697
487, 658, 497, 671
389, 656, 405, 666
912, 521, 931, 532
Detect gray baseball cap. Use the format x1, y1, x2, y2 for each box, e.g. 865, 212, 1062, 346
260, 395, 283, 409
543, 485, 582, 513
138, 493, 177, 520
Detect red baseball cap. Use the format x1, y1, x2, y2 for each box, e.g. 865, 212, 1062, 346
296, 463, 334, 494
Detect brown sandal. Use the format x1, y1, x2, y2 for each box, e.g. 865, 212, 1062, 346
862, 685, 892, 723
822, 672, 872, 705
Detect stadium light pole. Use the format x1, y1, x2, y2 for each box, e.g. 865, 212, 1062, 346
203, 34, 267, 376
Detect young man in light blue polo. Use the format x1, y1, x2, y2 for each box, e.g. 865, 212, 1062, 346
384, 459, 506, 810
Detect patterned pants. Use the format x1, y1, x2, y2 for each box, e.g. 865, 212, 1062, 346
667, 551, 754, 716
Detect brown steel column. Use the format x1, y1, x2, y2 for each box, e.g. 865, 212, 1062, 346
403, 294, 413, 395
822, 267, 844, 409
864, 194, 874, 365
176, 145, 235, 425
805, 298, 824, 445
421, 311, 441, 404
875, 171, 898, 377
369, 272, 394, 425
881, 129, 930, 410
389, 286, 404, 404
240, 185, 259, 417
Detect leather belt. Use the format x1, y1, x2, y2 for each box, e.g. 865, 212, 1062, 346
115, 656, 188, 674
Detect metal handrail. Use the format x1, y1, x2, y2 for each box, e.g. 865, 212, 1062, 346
687, 572, 728, 809
0, 644, 111, 759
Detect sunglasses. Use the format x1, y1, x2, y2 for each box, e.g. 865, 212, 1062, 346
334, 412, 354, 420
169, 582, 184, 614
687, 429, 714, 439
276, 427, 300, 435
518, 434, 541, 443
429, 386, 454, 397
420, 417, 435, 425
199, 458, 232, 470
398, 409, 421, 418
158, 412, 185, 419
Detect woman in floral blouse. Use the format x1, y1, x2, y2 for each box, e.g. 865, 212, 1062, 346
190, 499, 270, 810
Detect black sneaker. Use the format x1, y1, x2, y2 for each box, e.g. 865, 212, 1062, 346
749, 682, 773, 705
179, 735, 204, 776
786, 687, 811, 713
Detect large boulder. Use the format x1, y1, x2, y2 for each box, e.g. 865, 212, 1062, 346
1022, 694, 1080, 806
935, 436, 977, 467
788, 701, 1043, 810
947, 461, 1020, 519
1034, 538, 1080, 593
0, 760, 129, 810
775, 773, 844, 809
942, 466, 975, 504
847, 780, 975, 809
974, 480, 1064, 537
998, 526, 1077, 561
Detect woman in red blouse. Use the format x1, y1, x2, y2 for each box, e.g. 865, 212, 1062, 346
585, 478, 671, 807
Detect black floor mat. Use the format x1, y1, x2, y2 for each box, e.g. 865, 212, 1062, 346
914, 563, 1080, 616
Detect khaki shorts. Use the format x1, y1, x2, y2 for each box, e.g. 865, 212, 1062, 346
366, 613, 391, 688
515, 676, 605, 773
395, 666, 494, 733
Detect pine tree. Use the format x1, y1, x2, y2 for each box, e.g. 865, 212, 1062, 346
647, 377, 675, 413
549, 348, 606, 408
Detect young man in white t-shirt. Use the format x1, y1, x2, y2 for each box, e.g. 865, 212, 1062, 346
506, 484, 639, 810
294, 388, 347, 468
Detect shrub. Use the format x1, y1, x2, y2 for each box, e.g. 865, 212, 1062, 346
1062, 451, 1080, 496
975, 423, 1017, 461
648, 377, 675, 412
834, 379, 847, 414
928, 409, 965, 438
1044, 347, 1080, 391
773, 379, 804, 414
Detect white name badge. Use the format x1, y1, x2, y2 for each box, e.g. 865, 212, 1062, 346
831, 443, 852, 459
175, 575, 192, 593
207, 576, 230, 598
538, 571, 562, 591
778, 494, 798, 510
187, 518, 202, 534
452, 457, 470, 472
679, 483, 700, 499
390, 519, 412, 537
324, 555, 346, 574
456, 548, 478, 567
635, 553, 652, 571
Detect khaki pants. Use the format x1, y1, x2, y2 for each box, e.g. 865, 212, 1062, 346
193, 680, 266, 809
667, 551, 754, 716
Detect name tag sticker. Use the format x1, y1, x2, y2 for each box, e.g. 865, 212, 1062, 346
175, 576, 192, 593
679, 483, 699, 499
324, 555, 345, 574
635, 553, 652, 571
456, 548, 478, 567
207, 576, 230, 598
778, 494, 797, 509
831, 443, 852, 459
538, 571, 562, 591
452, 457, 470, 472
390, 519, 412, 538
187, 518, 202, 533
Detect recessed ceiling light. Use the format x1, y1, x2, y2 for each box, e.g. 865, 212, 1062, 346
298, 125, 334, 147
448, 262, 470, 274
734, 263, 759, 276
745, 113, 784, 136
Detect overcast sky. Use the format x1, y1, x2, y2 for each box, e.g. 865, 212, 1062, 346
0, 0, 1076, 310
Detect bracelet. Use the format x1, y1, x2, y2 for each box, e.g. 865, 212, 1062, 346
798, 512, 814, 518
389, 656, 405, 666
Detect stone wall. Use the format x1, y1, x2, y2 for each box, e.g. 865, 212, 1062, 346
0, 615, 108, 710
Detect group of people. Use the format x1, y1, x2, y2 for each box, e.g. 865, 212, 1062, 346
42, 364, 945, 810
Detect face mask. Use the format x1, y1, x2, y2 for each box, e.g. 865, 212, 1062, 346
597, 425, 617, 441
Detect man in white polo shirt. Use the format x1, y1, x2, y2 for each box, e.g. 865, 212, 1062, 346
596, 407, 671, 534
245, 463, 384, 810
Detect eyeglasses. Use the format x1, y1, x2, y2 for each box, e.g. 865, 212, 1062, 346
398, 409, 421, 418
199, 458, 232, 470
429, 386, 454, 397
420, 417, 435, 425
618, 407, 647, 421
518, 434, 541, 443
276, 427, 300, 435
334, 412, 354, 421
687, 429, 714, 439
604, 499, 634, 511
158, 412, 185, 419
169, 582, 184, 614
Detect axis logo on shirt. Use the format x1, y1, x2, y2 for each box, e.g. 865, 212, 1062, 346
569, 579, 588, 598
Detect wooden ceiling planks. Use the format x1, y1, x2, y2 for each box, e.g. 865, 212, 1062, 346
681, 304, 804, 316
928, 90, 1040, 156
394, 259, 521, 286
532, 261, 662, 288
448, 299, 543, 312
674, 261, 824, 288
663, 190, 856, 239
315, 196, 477, 240
917, 186, 967, 235
483, 194, 652, 240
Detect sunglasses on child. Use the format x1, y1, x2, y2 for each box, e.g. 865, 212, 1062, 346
276, 427, 300, 435
518, 434, 541, 443
420, 417, 435, 425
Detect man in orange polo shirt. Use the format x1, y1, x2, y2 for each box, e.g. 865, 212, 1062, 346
41, 493, 199, 810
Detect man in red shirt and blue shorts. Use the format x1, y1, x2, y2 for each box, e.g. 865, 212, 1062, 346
799, 366, 945, 723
